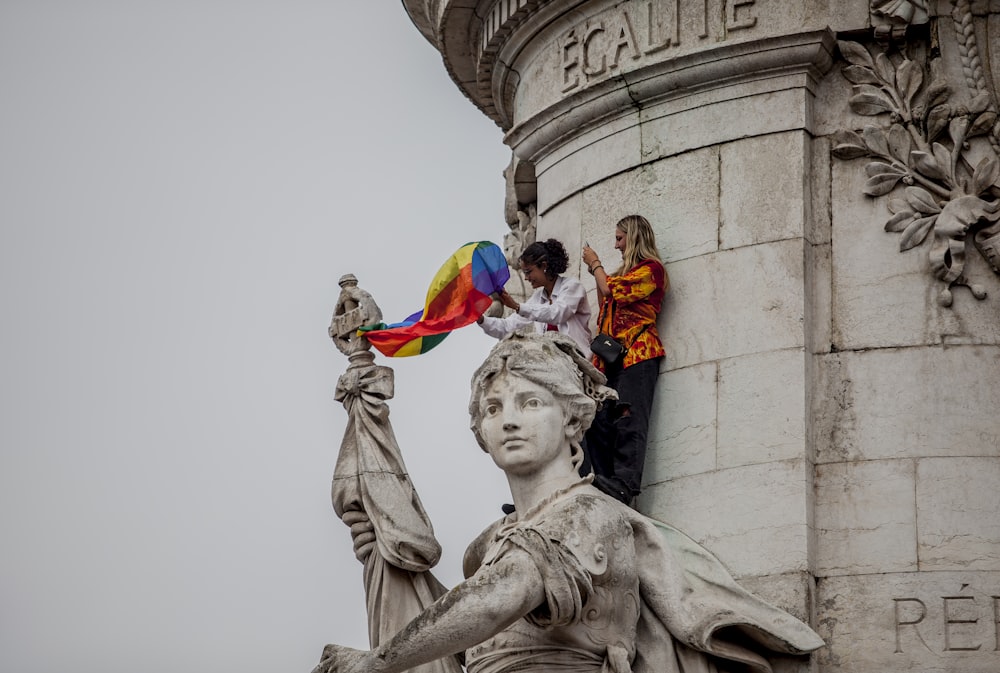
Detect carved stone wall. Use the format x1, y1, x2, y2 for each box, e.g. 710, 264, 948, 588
402, 2, 1000, 671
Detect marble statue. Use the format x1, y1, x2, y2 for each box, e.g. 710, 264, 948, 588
315, 332, 823, 673
328, 274, 461, 673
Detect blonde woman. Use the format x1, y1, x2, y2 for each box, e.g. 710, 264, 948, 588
581, 215, 668, 503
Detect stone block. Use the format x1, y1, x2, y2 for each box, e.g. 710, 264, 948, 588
814, 460, 918, 577
718, 348, 806, 468
806, 136, 831, 246
917, 457, 1000, 572
532, 75, 820, 210
740, 571, 816, 624
644, 361, 717, 484
720, 132, 806, 249
639, 459, 810, 577
811, 57, 860, 140
577, 149, 720, 263
815, 572, 1000, 673
538, 192, 585, 276
638, 84, 812, 164
535, 118, 643, 214
665, 239, 805, 368
812, 347, 1000, 464
804, 241, 832, 355
830, 162, 1000, 350
824, 2, 872, 31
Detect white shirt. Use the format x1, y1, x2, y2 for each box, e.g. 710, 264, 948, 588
479, 275, 592, 357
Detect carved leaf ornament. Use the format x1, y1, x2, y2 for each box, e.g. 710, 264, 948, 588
832, 39, 1000, 306
871, 0, 929, 26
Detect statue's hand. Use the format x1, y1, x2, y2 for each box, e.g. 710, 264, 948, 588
312, 644, 372, 673
342, 509, 376, 563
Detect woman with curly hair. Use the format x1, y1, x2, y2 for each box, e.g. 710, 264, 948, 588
478, 238, 592, 356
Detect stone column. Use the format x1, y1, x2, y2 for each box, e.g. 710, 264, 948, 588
402, 2, 1000, 672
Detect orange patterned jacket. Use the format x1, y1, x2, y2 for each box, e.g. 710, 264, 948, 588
593, 259, 668, 371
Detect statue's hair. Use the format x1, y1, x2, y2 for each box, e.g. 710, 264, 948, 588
520, 239, 569, 278
615, 215, 663, 276
469, 333, 616, 467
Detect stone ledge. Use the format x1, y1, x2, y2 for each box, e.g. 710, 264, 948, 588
508, 30, 834, 162
815, 571, 1000, 673
639, 457, 811, 577
810, 347, 1000, 463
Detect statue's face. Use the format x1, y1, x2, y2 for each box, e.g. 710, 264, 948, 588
479, 371, 571, 476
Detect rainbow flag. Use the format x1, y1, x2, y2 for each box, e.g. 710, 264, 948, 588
361, 241, 510, 357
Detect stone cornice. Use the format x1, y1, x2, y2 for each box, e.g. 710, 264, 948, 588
505, 30, 836, 162
401, 0, 440, 47
403, 2, 854, 137
402, 0, 569, 127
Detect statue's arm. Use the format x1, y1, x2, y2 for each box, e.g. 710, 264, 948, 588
462, 519, 503, 579
313, 549, 545, 673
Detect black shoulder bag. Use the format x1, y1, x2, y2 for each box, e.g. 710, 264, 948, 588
589, 300, 648, 364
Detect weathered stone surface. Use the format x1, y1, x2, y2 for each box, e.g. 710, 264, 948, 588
507, 3, 842, 132
830, 162, 1000, 350
535, 81, 821, 210
832, 136, 1000, 350
535, 116, 643, 214
740, 571, 817, 624
916, 457, 1000, 573
812, 347, 1000, 464
804, 241, 832, 355
535, 192, 585, 277
815, 572, 1000, 673
634, 77, 819, 167
404, 0, 867, 129
402, 4, 1000, 672
577, 149, 720, 264
815, 460, 918, 577
805, 136, 832, 247
644, 361, 718, 484
718, 348, 806, 468
720, 132, 807, 249
665, 239, 805, 369
640, 458, 810, 578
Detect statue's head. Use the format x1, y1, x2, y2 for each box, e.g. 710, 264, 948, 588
468, 333, 616, 465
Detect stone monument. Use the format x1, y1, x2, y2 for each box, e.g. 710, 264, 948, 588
318, 331, 823, 673
327, 274, 462, 673
399, 2, 1000, 672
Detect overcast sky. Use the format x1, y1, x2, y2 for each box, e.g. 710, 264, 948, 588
0, 3, 515, 672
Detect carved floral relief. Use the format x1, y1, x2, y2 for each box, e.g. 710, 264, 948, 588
832, 6, 1000, 306
871, 0, 930, 26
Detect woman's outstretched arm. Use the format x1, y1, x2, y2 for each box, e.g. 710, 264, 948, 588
312, 549, 545, 673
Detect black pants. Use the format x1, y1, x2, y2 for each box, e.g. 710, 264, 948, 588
582, 357, 660, 502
